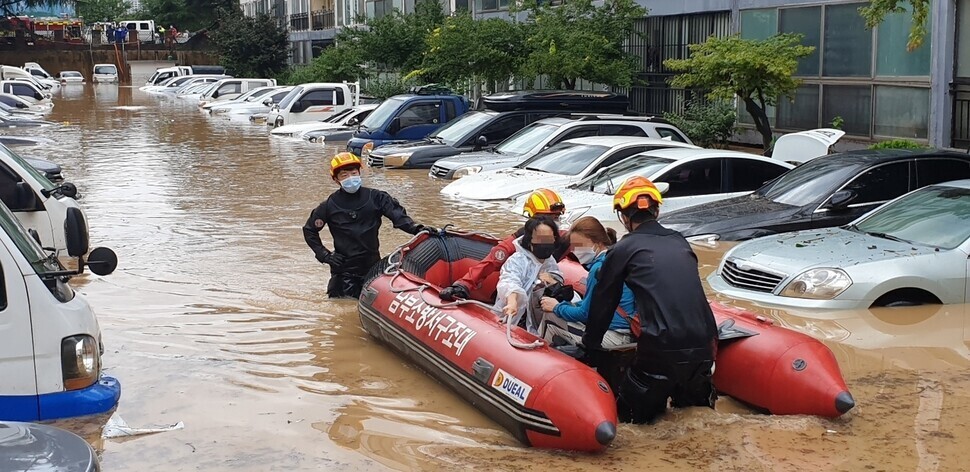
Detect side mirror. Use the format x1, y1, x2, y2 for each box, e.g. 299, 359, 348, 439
347, 117, 359, 126
388, 117, 402, 134
262, 97, 273, 106
291, 100, 306, 113
85, 247, 118, 276
13, 182, 38, 211
34, 92, 43, 101
211, 90, 220, 99
51, 182, 78, 199
474, 135, 487, 151
654, 181, 670, 195
64, 207, 89, 257
826, 190, 857, 210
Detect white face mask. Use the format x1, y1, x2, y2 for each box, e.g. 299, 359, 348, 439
574, 247, 597, 265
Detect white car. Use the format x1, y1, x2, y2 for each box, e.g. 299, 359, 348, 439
56, 71, 84, 84
203, 85, 281, 112
214, 87, 295, 117
536, 149, 795, 227
270, 104, 378, 137
440, 136, 699, 201
176, 82, 217, 101
0, 93, 51, 115
92, 64, 118, 83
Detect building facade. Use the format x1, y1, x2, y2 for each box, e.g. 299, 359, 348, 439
241, 0, 966, 148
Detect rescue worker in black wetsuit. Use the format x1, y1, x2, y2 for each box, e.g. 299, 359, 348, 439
582, 176, 718, 424
303, 152, 438, 298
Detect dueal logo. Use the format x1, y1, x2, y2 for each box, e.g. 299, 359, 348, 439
491, 368, 532, 406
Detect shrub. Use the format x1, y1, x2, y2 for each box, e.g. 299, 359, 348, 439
362, 77, 415, 100
868, 139, 928, 150
664, 100, 737, 148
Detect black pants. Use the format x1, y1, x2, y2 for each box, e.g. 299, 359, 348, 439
616, 357, 716, 424
327, 272, 365, 299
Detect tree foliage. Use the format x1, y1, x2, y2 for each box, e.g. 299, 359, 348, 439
858, 0, 929, 51
0, 0, 69, 15
75, 0, 131, 22
416, 13, 526, 90
135, 0, 235, 31
343, 0, 445, 74
286, 41, 368, 84
209, 10, 289, 78
665, 34, 815, 152
516, 0, 646, 89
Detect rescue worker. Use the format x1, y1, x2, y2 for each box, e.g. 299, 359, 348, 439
304, 153, 438, 299
438, 188, 571, 302
582, 176, 718, 424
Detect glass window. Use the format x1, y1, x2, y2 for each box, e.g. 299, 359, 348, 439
915, 159, 970, 188
444, 100, 456, 121
596, 124, 648, 137
555, 126, 599, 143
518, 144, 609, 176
740, 9, 777, 41
823, 85, 872, 136
823, 3, 872, 77
398, 102, 440, 128
360, 96, 405, 129
777, 85, 820, 130
758, 158, 865, 206
853, 185, 970, 249
575, 155, 675, 194
495, 123, 560, 155
738, 102, 776, 127
656, 127, 688, 142
594, 146, 653, 172
432, 111, 495, 145
841, 162, 910, 205
876, 5, 931, 76
479, 114, 526, 144
725, 159, 789, 192
958, 0, 970, 77
780, 6, 821, 76
874, 86, 929, 139
659, 159, 723, 197
301, 90, 335, 106
477, 0, 497, 10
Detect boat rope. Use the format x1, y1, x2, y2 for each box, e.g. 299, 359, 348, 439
382, 231, 544, 350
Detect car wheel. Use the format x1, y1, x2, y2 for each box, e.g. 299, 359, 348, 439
883, 300, 922, 307
871, 289, 940, 308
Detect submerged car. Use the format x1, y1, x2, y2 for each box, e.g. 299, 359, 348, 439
709, 179, 970, 309
660, 149, 970, 242
92, 63, 119, 83
214, 86, 294, 117
0, 421, 100, 472
57, 71, 85, 84
271, 103, 377, 137
441, 136, 698, 201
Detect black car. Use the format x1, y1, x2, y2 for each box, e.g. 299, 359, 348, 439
0, 421, 100, 471
660, 149, 970, 241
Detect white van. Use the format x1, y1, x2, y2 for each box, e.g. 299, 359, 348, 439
0, 197, 120, 422
92, 64, 118, 83
0, 81, 52, 105
119, 20, 156, 42
0, 144, 85, 257
266, 82, 360, 128
197, 78, 277, 108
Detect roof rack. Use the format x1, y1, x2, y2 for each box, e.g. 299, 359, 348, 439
570, 114, 672, 125
408, 83, 454, 96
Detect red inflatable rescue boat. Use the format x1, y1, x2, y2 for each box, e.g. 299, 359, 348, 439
557, 261, 855, 418
358, 232, 618, 452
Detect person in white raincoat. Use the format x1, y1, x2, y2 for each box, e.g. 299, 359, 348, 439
495, 216, 564, 333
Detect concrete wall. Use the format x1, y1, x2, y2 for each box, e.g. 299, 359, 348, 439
0, 49, 220, 79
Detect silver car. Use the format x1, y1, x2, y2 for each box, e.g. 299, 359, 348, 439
708, 179, 970, 310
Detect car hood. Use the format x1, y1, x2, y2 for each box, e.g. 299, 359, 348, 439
433, 151, 522, 169
23, 156, 61, 173
441, 168, 572, 200
659, 194, 802, 237
371, 141, 450, 155
726, 227, 939, 275
272, 121, 345, 135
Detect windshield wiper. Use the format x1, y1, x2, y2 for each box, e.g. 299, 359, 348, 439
864, 231, 909, 244
524, 167, 543, 172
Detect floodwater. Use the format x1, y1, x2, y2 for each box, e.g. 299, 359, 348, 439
6, 62, 970, 471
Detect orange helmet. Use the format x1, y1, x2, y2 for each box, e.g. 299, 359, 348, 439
522, 188, 566, 218
613, 176, 663, 211
329, 152, 362, 178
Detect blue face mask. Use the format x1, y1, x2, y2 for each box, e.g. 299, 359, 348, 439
340, 175, 362, 193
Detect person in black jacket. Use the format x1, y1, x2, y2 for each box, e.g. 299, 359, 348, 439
303, 152, 437, 298
582, 176, 718, 424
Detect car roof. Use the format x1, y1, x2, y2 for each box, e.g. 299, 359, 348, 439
932, 178, 970, 189
819, 148, 970, 165
637, 148, 773, 161
560, 136, 694, 148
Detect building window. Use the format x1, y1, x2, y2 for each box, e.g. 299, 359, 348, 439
476, 0, 508, 11
874, 86, 929, 138
823, 85, 872, 136
740, 8, 776, 40
780, 7, 821, 77
823, 3, 872, 77
777, 85, 820, 130
876, 5, 931, 76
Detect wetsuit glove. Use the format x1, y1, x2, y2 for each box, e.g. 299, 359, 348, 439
317, 252, 347, 271
439, 284, 469, 301
415, 225, 441, 236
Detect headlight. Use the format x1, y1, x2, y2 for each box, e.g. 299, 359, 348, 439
564, 206, 590, 223
779, 268, 852, 299
452, 166, 482, 178
61, 334, 100, 390
383, 153, 413, 167
361, 142, 375, 159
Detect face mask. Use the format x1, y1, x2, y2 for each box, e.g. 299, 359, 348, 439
341, 175, 362, 194
531, 243, 555, 260
574, 247, 596, 265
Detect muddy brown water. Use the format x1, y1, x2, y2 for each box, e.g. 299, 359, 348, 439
5, 63, 969, 471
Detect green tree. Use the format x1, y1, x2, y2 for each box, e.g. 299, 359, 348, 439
0, 0, 69, 15
516, 0, 646, 89
287, 41, 368, 84
75, 0, 131, 22
209, 10, 289, 78
135, 0, 191, 30
416, 13, 526, 91
665, 34, 815, 153
345, 0, 445, 75
858, 0, 929, 51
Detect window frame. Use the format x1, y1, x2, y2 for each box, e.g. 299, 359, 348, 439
819, 159, 912, 210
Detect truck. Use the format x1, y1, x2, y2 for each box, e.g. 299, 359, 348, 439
265, 82, 360, 128
346, 86, 471, 158
144, 65, 227, 87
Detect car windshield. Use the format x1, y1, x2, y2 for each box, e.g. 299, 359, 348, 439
168, 76, 194, 87
242, 88, 274, 102
516, 143, 609, 176
325, 107, 354, 123
0, 200, 59, 274
851, 185, 970, 249
94, 65, 117, 74
756, 158, 864, 206
0, 145, 55, 192
360, 97, 405, 130
430, 111, 495, 146
277, 86, 304, 109
570, 155, 675, 194
494, 123, 560, 156
157, 77, 177, 87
